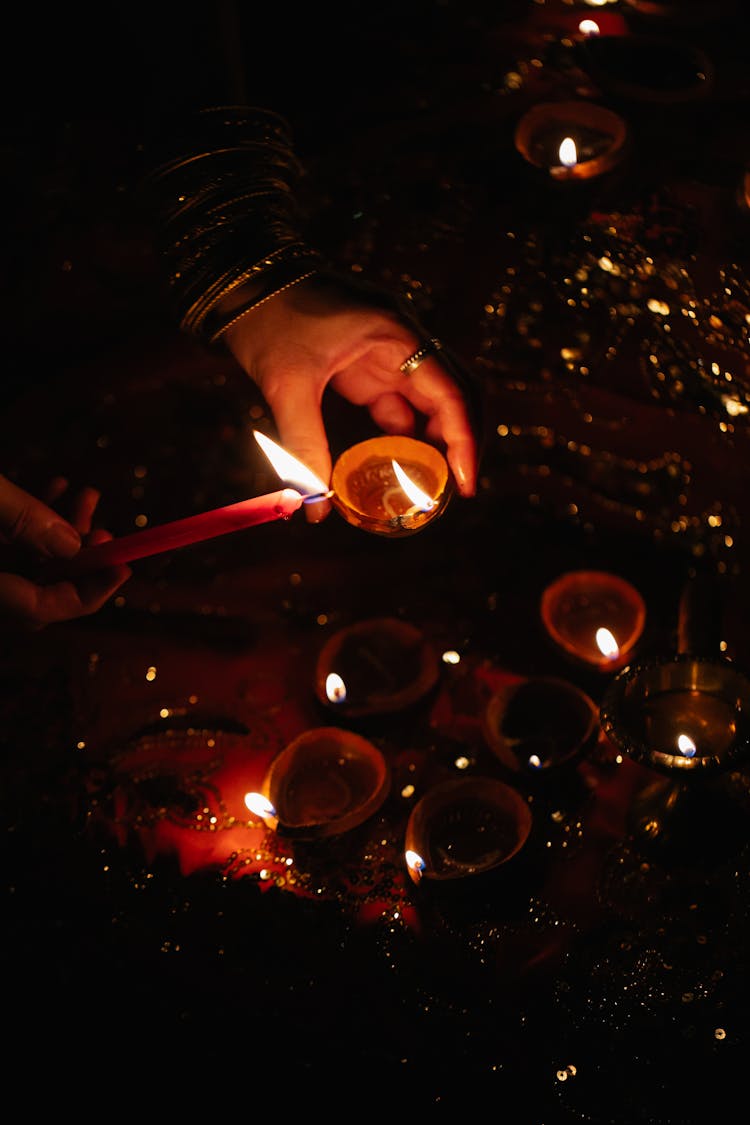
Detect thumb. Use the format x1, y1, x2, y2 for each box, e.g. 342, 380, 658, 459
0, 475, 81, 559
261, 381, 333, 524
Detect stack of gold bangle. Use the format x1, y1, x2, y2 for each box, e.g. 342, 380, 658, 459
138, 105, 326, 345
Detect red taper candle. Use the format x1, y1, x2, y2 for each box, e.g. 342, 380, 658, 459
66, 487, 305, 575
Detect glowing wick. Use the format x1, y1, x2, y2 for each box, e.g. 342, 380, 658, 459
254, 431, 331, 500
596, 627, 620, 661
405, 848, 426, 882
244, 792, 277, 825
559, 137, 578, 168
578, 19, 600, 36
325, 672, 347, 704
392, 460, 436, 512
677, 733, 697, 758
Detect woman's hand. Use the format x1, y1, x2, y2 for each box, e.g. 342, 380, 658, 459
224, 275, 480, 522
0, 474, 131, 631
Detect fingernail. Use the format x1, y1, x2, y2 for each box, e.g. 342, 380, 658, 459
42, 522, 82, 558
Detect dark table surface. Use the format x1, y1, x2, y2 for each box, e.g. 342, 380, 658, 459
3, 1, 750, 1118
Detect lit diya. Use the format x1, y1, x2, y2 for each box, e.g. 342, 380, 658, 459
540, 570, 646, 671
404, 776, 532, 884
600, 654, 750, 776
514, 100, 629, 182
315, 616, 440, 719
330, 435, 451, 536
245, 726, 390, 840
483, 676, 599, 775
600, 653, 750, 849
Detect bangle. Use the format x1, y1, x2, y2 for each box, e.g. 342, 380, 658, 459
209, 270, 318, 343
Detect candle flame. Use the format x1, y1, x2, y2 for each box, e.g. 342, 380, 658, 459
392, 460, 436, 512
578, 19, 600, 36
254, 431, 330, 498
559, 136, 578, 168
596, 627, 620, 660
244, 791, 277, 821
677, 733, 697, 758
528, 754, 543, 770
325, 672, 347, 704
405, 848, 426, 883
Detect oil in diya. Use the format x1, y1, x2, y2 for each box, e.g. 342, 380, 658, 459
245, 726, 390, 841
330, 435, 451, 536
540, 569, 646, 671
315, 616, 440, 720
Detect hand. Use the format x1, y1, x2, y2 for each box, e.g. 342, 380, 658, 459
0, 474, 131, 631
224, 274, 480, 522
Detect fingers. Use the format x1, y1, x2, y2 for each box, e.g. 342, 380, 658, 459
368, 393, 416, 436
0, 474, 81, 558
0, 565, 131, 631
43, 476, 70, 505
69, 485, 102, 535
405, 360, 478, 497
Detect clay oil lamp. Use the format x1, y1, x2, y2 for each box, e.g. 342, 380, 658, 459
540, 570, 646, 672
514, 100, 629, 184
404, 776, 532, 886
483, 676, 600, 777
330, 435, 451, 536
315, 616, 440, 720
245, 726, 390, 842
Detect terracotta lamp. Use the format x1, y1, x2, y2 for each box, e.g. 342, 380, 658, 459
246, 726, 390, 841
514, 100, 629, 182
404, 776, 532, 885
315, 616, 440, 720
483, 676, 600, 776
540, 569, 646, 671
330, 435, 451, 536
